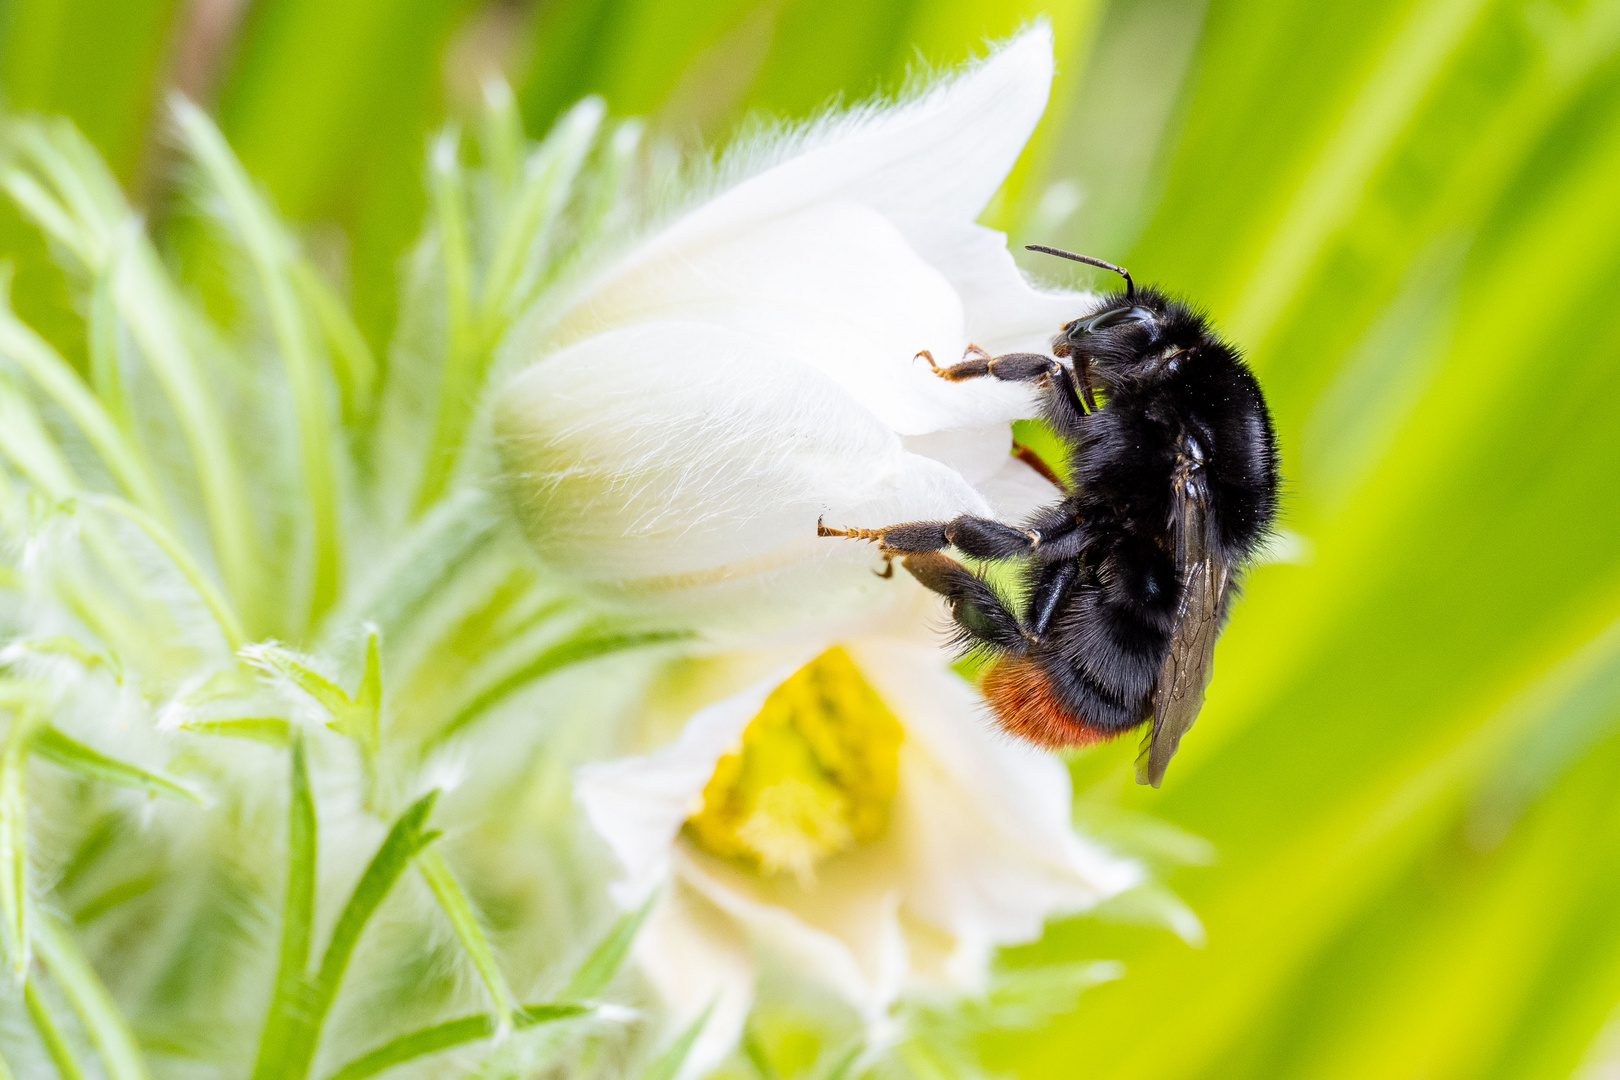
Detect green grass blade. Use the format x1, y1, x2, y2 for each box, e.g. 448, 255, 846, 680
23, 978, 85, 1080
413, 846, 518, 1029
640, 1003, 716, 1080
34, 915, 151, 1080
32, 726, 201, 803
279, 791, 443, 1079
252, 735, 318, 1080
321, 1003, 588, 1080
563, 893, 657, 1001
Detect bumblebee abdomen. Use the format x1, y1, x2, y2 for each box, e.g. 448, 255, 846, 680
981, 657, 1122, 749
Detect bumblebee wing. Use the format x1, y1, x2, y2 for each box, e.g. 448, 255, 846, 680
1136, 469, 1230, 788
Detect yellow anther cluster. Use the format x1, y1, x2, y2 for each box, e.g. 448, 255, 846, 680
684, 648, 904, 884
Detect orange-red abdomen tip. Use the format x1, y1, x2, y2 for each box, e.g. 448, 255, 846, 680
981, 657, 1121, 749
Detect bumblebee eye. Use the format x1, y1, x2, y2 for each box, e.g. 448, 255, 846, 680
1067, 305, 1156, 337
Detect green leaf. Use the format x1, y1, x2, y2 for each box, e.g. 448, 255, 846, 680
23, 977, 85, 1080
34, 915, 151, 1080
0, 696, 43, 977
640, 1003, 716, 1080
413, 846, 518, 1029
321, 1002, 588, 1080
563, 893, 658, 1001
252, 735, 318, 1080
32, 726, 202, 803
279, 790, 443, 1080
178, 717, 292, 746
173, 99, 343, 632
242, 635, 378, 751
431, 627, 690, 748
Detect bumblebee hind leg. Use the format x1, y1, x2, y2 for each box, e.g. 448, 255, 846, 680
901, 552, 1028, 653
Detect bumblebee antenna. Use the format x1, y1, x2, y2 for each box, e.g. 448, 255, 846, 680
1026, 245, 1135, 300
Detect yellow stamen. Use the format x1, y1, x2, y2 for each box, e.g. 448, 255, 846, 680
684, 648, 904, 884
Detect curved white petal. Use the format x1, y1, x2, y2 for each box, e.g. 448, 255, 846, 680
577, 670, 784, 898
496, 321, 991, 583
628, 25, 1053, 269
902, 219, 1095, 358
552, 202, 1036, 434
636, 881, 757, 1080
846, 639, 1142, 986
678, 846, 908, 1021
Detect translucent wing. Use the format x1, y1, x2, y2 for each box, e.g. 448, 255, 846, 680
1136, 468, 1230, 787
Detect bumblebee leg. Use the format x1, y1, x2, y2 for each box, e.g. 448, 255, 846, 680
819, 514, 1082, 560
818, 517, 950, 552
901, 552, 1028, 652
1027, 560, 1078, 640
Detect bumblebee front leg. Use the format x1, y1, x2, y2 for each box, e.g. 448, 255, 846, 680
818, 515, 1053, 559
918, 348, 1091, 427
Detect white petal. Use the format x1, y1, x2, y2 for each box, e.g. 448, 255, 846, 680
977, 452, 1064, 521
576, 671, 783, 898
496, 321, 991, 584
901, 219, 1094, 358
677, 844, 910, 1020
551, 201, 1036, 434
636, 881, 757, 1080
632, 25, 1053, 267
845, 640, 1142, 986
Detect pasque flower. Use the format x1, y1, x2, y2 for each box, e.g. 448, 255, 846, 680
578, 631, 1139, 1075
494, 25, 1082, 629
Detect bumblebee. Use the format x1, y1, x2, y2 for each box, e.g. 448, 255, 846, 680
821, 246, 1279, 785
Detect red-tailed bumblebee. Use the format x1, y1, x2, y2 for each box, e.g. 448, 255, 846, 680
820, 246, 1279, 786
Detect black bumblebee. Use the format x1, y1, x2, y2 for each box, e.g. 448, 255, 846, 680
820, 246, 1279, 786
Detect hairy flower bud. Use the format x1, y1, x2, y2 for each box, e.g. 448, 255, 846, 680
495, 27, 1082, 629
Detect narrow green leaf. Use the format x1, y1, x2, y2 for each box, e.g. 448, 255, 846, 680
641, 1003, 716, 1080
242, 637, 378, 751
0, 274, 166, 519
252, 736, 318, 1080
2, 636, 120, 682
174, 99, 342, 631
32, 726, 202, 803
0, 701, 43, 977
82, 495, 248, 651
179, 717, 292, 746
563, 893, 657, 1001
279, 790, 442, 1080
413, 128, 475, 513
289, 261, 376, 421
23, 977, 85, 1080
413, 846, 518, 1029
322, 1002, 588, 1080
432, 628, 690, 747
34, 915, 151, 1080
70, 875, 157, 925
742, 1026, 781, 1080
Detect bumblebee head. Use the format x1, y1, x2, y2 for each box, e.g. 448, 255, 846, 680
1029, 245, 1156, 359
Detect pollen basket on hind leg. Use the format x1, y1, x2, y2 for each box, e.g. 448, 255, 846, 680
981, 657, 1118, 749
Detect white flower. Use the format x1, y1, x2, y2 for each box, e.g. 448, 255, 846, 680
577, 637, 1140, 1076
494, 26, 1084, 630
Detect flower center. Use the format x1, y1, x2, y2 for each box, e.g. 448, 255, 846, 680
684, 647, 904, 884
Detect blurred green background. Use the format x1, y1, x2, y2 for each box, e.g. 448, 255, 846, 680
4, 0, 1620, 1077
